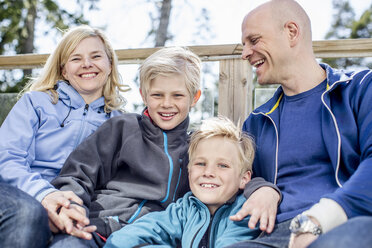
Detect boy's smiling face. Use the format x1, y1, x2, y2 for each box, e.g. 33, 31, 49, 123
188, 136, 251, 214
141, 74, 199, 130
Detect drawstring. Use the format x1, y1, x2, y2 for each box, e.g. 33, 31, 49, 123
60, 104, 72, 127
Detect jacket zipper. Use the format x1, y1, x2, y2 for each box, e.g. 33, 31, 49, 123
161, 132, 173, 203
74, 104, 89, 148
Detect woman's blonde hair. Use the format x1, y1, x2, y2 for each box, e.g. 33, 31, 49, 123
139, 46, 201, 100
23, 25, 130, 113
188, 116, 255, 174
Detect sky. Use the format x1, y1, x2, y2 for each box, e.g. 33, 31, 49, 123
36, 0, 371, 113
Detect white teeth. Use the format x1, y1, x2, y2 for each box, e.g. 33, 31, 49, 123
201, 183, 217, 188
81, 73, 96, 78
161, 113, 175, 117
252, 59, 265, 67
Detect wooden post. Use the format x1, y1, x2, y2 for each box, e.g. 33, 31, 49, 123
218, 58, 253, 125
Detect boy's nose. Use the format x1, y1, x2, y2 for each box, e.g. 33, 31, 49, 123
203, 166, 216, 178
161, 97, 172, 108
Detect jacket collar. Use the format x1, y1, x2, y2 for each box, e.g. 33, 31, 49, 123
56, 80, 105, 111
252, 63, 354, 115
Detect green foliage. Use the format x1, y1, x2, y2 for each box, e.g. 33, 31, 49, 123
0, 0, 99, 92
0, 93, 18, 126
322, 0, 372, 69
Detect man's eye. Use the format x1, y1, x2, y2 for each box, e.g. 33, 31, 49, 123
251, 38, 259, 44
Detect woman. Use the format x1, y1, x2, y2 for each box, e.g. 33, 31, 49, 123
0, 25, 129, 246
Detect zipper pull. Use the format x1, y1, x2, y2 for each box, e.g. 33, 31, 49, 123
83, 104, 89, 116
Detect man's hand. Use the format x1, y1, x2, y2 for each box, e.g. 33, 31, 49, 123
229, 186, 280, 233
289, 233, 317, 248
58, 204, 96, 240
41, 191, 84, 232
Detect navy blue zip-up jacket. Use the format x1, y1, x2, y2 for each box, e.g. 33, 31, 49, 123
52, 110, 190, 237
243, 64, 372, 223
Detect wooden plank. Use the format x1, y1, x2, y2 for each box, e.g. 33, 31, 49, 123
218, 58, 252, 125
1, 38, 371, 69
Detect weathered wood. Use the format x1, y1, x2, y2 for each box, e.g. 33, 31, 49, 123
218, 58, 252, 124
2, 39, 371, 69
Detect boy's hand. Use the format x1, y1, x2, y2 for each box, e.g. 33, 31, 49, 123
41, 190, 84, 232
58, 204, 96, 240
229, 186, 280, 233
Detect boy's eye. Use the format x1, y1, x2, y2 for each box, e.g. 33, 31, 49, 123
93, 54, 102, 59
174, 94, 184, 97
195, 162, 205, 167
218, 163, 229, 168
151, 93, 162, 97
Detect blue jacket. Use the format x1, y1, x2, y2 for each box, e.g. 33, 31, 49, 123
243, 64, 372, 219
105, 191, 260, 248
0, 81, 120, 201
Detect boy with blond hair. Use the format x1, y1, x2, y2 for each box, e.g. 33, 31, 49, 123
105, 116, 261, 248
50, 46, 202, 247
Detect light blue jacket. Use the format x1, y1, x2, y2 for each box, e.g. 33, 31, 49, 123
105, 191, 260, 248
243, 64, 372, 219
0, 80, 120, 201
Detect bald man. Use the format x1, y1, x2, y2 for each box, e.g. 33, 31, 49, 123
228, 0, 372, 247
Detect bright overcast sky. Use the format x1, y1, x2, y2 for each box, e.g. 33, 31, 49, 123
40, 0, 370, 52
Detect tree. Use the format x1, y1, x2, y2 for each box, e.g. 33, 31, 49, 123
0, 0, 99, 92
322, 0, 372, 69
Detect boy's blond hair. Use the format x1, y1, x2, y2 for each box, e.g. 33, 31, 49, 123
139, 46, 201, 100
22, 25, 130, 113
188, 116, 255, 174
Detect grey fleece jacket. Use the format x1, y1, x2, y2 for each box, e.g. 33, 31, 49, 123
51, 110, 190, 237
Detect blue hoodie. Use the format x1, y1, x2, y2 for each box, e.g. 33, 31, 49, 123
105, 192, 260, 248
0, 80, 121, 201
243, 64, 372, 220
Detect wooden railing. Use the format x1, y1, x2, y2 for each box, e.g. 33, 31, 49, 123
1, 38, 372, 124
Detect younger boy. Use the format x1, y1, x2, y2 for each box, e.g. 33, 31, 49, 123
104, 116, 261, 248
49, 46, 202, 247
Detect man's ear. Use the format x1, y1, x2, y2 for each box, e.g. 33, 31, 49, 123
140, 89, 147, 105
190, 90, 201, 107
285, 21, 300, 47
239, 170, 252, 190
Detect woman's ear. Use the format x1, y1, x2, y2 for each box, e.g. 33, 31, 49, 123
190, 90, 202, 107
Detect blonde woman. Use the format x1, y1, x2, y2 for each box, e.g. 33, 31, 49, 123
0, 25, 129, 246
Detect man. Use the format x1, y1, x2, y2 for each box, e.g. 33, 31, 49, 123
229, 0, 372, 247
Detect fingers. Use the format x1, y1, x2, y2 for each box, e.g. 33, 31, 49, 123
230, 200, 252, 222
69, 225, 97, 240
259, 212, 268, 231
61, 191, 84, 206
59, 205, 90, 234
266, 212, 276, 233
